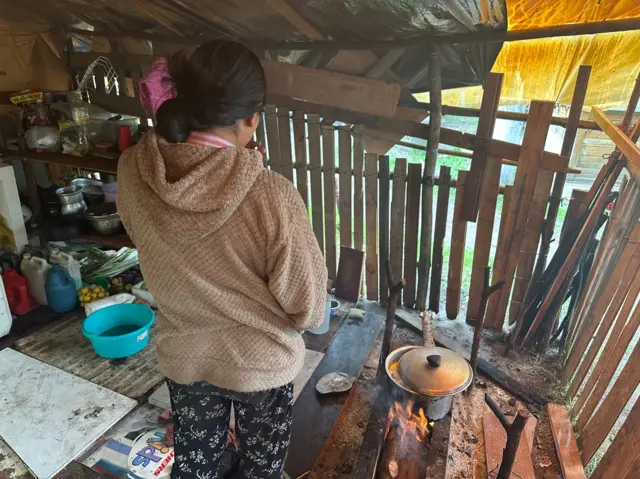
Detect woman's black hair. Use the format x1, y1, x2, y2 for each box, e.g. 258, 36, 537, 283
156, 40, 266, 143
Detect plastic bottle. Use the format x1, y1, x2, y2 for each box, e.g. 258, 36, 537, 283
49, 249, 82, 290
46, 265, 78, 313
20, 254, 51, 305
0, 273, 13, 337
2, 269, 36, 315
70, 91, 90, 155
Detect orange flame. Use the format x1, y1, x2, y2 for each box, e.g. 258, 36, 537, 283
388, 400, 431, 442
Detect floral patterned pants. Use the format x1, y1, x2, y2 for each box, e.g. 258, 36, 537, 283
167, 379, 294, 479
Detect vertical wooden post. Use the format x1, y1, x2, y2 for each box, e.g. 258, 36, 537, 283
256, 113, 268, 167
322, 125, 337, 280
403, 163, 422, 307
429, 166, 451, 312
390, 158, 407, 301
447, 170, 469, 319
308, 114, 324, 252
379, 156, 391, 303
365, 153, 379, 300
338, 128, 353, 247
278, 109, 295, 183
353, 127, 365, 251
537, 65, 591, 285
485, 101, 555, 331
264, 105, 281, 173
416, 49, 441, 311
462, 72, 504, 221
292, 111, 309, 206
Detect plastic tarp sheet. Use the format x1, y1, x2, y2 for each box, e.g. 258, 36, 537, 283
421, 1, 640, 108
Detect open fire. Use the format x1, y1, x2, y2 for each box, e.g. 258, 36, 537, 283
376, 400, 433, 479
387, 400, 431, 443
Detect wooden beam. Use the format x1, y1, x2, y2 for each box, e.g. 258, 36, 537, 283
591, 107, 640, 182
1, 149, 118, 174
364, 49, 405, 79
266, 0, 324, 40
69, 17, 640, 51
261, 59, 400, 118
267, 94, 573, 173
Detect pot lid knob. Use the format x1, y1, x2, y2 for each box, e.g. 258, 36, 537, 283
427, 354, 441, 368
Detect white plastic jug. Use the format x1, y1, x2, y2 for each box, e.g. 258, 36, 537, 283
50, 249, 82, 290
20, 254, 51, 305
0, 275, 12, 338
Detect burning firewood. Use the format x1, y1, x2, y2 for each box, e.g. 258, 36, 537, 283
376, 400, 431, 479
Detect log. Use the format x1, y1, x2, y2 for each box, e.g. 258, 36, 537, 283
379, 156, 391, 303
365, 153, 379, 300
380, 261, 406, 368
307, 115, 324, 251
403, 163, 422, 307
416, 49, 441, 311
485, 394, 532, 479
446, 170, 468, 319
339, 128, 353, 247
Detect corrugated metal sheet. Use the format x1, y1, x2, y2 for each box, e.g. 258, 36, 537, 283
15, 311, 163, 400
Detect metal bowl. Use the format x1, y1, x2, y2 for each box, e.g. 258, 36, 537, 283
85, 203, 123, 236
56, 185, 84, 205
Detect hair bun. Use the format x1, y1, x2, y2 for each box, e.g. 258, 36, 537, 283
156, 98, 189, 143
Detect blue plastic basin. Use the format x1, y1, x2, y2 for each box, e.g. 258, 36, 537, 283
82, 303, 155, 359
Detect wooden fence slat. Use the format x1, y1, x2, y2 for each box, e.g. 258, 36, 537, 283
507, 170, 554, 325
564, 224, 640, 385
256, 113, 268, 167
567, 248, 640, 400
467, 155, 503, 323
264, 105, 281, 173
546, 404, 586, 479
485, 101, 555, 331
496, 186, 513, 256
575, 275, 640, 426
403, 163, 422, 307
339, 129, 353, 248
292, 111, 309, 205
322, 125, 337, 280
308, 115, 324, 252
379, 156, 390, 302
278, 110, 295, 182
447, 170, 468, 319
429, 165, 451, 312
462, 72, 504, 221
353, 128, 364, 250
574, 268, 640, 430
365, 153, 379, 300
389, 158, 407, 299
589, 378, 640, 477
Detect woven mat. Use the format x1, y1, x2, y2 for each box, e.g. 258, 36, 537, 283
16, 310, 163, 399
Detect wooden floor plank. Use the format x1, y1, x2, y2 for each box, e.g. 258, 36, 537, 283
389, 158, 407, 298
547, 404, 586, 479
292, 111, 309, 205
403, 163, 422, 307
323, 126, 337, 279
308, 115, 324, 252
353, 129, 365, 251
379, 156, 390, 302
339, 128, 353, 248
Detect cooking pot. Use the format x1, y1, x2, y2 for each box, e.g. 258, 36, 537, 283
385, 344, 472, 420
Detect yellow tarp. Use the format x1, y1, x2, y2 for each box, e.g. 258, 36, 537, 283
419, 1, 640, 109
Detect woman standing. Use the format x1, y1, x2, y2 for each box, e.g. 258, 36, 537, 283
118, 40, 327, 478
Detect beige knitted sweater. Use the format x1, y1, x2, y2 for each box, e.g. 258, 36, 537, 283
117, 131, 327, 392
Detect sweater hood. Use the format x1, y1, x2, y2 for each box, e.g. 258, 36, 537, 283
125, 130, 264, 245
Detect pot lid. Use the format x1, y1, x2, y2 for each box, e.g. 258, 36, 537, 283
397, 346, 472, 397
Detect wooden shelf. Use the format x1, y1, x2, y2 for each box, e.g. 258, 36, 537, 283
0, 149, 119, 174
80, 233, 134, 249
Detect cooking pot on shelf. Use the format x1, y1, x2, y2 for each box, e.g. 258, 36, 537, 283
385, 344, 473, 420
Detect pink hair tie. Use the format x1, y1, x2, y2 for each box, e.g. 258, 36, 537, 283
139, 57, 177, 115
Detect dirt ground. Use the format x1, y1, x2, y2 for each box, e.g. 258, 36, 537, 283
393, 323, 564, 479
